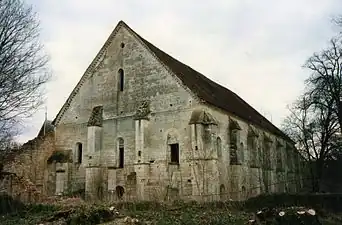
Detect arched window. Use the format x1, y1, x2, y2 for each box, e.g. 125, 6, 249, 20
241, 186, 247, 199
118, 138, 124, 168
76, 142, 82, 164
118, 69, 124, 91
216, 137, 222, 158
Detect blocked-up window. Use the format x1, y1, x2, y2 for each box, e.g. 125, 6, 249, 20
248, 135, 258, 167
263, 141, 272, 169
286, 148, 293, 171
170, 143, 179, 164
55, 171, 65, 195
276, 143, 283, 170
107, 169, 116, 191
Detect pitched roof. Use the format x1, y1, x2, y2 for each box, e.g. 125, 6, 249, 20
122, 21, 293, 143
52, 20, 293, 143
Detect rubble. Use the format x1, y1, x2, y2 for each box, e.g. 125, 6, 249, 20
248, 207, 322, 224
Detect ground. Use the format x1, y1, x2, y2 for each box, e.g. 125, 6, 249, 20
1, 194, 342, 225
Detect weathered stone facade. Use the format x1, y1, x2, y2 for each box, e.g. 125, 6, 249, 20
2, 21, 303, 202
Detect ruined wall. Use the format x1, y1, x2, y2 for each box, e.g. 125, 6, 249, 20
2, 132, 55, 202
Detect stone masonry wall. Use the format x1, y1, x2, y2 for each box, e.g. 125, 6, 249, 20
199, 104, 302, 200
53, 24, 201, 200
2, 132, 55, 202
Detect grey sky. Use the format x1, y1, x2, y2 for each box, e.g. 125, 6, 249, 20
18, 0, 342, 142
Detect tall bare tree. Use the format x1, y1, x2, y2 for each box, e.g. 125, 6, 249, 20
282, 95, 340, 191
333, 15, 342, 28
0, 0, 49, 148
304, 36, 342, 133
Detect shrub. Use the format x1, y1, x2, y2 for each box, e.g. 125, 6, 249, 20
0, 194, 24, 215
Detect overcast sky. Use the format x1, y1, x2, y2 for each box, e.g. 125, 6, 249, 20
18, 0, 342, 143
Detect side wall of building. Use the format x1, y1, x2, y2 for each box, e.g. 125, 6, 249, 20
196, 104, 303, 201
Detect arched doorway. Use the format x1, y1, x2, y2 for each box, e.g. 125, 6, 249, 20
116, 186, 125, 200
220, 184, 226, 201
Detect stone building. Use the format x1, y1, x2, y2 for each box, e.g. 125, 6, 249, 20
3, 21, 303, 202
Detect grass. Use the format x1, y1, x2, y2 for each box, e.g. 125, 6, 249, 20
1, 194, 342, 224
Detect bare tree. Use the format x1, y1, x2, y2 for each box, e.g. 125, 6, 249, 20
304, 36, 342, 133
282, 95, 340, 192
0, 0, 49, 148
333, 15, 342, 28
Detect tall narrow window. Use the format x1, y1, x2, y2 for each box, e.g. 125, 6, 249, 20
247, 135, 260, 168
247, 135, 256, 167
230, 130, 238, 164
276, 141, 283, 171
220, 184, 225, 200
286, 147, 293, 172
229, 118, 241, 165
263, 139, 272, 169
118, 69, 124, 91
216, 137, 222, 158
118, 138, 124, 168
170, 143, 179, 164
76, 142, 82, 164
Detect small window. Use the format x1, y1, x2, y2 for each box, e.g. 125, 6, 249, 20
118, 69, 124, 91
76, 142, 82, 164
170, 143, 179, 164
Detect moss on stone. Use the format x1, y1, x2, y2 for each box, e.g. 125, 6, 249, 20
47, 150, 70, 164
